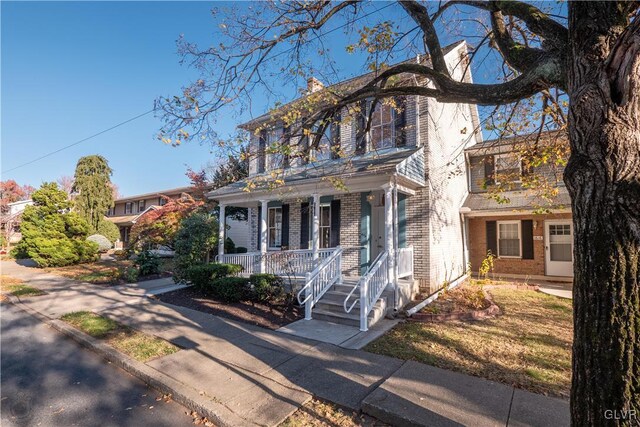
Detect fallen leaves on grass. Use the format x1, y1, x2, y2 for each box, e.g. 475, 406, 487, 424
0, 275, 45, 298
61, 311, 179, 362
366, 289, 572, 398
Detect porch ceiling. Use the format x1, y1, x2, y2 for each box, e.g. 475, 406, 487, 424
208, 147, 424, 206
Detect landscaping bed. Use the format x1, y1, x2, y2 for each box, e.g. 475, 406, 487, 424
366, 287, 573, 398
410, 284, 500, 322
61, 311, 179, 362
156, 286, 302, 330
45, 256, 174, 286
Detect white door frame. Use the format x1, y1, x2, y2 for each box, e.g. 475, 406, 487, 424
545, 220, 574, 277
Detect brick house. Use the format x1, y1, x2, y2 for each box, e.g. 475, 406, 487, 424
208, 41, 482, 330
461, 131, 573, 281
105, 187, 250, 250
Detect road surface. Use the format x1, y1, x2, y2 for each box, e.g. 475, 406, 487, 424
1, 302, 194, 426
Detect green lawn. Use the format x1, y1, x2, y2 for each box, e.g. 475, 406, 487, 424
61, 311, 179, 362
365, 288, 573, 398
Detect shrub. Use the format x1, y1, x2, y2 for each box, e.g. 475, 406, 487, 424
87, 234, 112, 252
248, 274, 284, 302
75, 240, 100, 263
95, 220, 120, 244
121, 266, 139, 283
224, 237, 236, 254
173, 212, 218, 282
134, 250, 161, 276
13, 183, 98, 267
211, 277, 248, 302
236, 247, 248, 254
186, 263, 243, 291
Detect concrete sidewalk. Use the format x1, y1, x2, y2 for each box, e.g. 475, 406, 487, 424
2, 260, 570, 426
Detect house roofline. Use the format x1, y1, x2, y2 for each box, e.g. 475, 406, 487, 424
114, 186, 200, 203
237, 40, 467, 130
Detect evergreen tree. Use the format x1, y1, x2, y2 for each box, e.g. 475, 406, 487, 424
72, 155, 114, 232
14, 183, 98, 267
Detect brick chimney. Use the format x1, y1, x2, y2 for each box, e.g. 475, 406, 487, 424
307, 77, 324, 93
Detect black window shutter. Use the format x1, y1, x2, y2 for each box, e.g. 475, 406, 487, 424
355, 100, 367, 155
300, 203, 310, 249
330, 199, 341, 247
394, 96, 407, 147
521, 220, 534, 259
484, 156, 495, 186
282, 126, 291, 169
258, 130, 267, 173
256, 207, 262, 249
486, 220, 497, 256
331, 114, 341, 159
281, 204, 290, 248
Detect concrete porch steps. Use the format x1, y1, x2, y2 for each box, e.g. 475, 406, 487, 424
312, 279, 388, 329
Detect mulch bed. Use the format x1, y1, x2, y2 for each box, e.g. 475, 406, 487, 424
155, 287, 303, 330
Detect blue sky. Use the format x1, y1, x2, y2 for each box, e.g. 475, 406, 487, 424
2, 1, 555, 197
2, 1, 239, 196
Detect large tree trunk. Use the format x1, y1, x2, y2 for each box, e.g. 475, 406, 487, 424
566, 3, 640, 425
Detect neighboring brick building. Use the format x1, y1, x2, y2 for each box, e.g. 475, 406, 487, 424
462, 131, 573, 281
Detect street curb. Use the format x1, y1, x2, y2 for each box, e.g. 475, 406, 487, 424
5, 296, 259, 427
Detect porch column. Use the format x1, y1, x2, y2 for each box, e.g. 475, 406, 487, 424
312, 194, 320, 260
218, 204, 226, 260
384, 185, 395, 286
260, 200, 268, 272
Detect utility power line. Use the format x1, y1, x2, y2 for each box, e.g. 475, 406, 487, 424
3, 109, 154, 174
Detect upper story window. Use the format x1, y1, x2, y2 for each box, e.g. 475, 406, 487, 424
313, 119, 340, 162
356, 97, 406, 153
158, 197, 167, 206
371, 103, 396, 150
266, 130, 284, 171
138, 200, 146, 213
124, 202, 133, 214
494, 153, 522, 184
106, 207, 115, 216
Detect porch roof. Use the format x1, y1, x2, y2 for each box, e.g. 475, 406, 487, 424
461, 189, 571, 216
208, 147, 425, 205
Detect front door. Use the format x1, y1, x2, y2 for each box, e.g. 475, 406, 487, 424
545, 220, 573, 277
371, 205, 386, 260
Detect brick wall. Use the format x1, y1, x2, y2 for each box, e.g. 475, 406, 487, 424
468, 213, 572, 276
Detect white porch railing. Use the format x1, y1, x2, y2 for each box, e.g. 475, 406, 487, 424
264, 248, 333, 276
297, 246, 342, 319
216, 248, 334, 276
397, 245, 414, 279
216, 252, 261, 275
344, 250, 389, 331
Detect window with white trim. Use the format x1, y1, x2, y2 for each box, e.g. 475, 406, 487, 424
494, 153, 522, 184
307, 203, 332, 248
138, 200, 146, 213
498, 221, 521, 257
266, 130, 284, 171
370, 102, 396, 150
268, 207, 282, 249
124, 202, 133, 214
